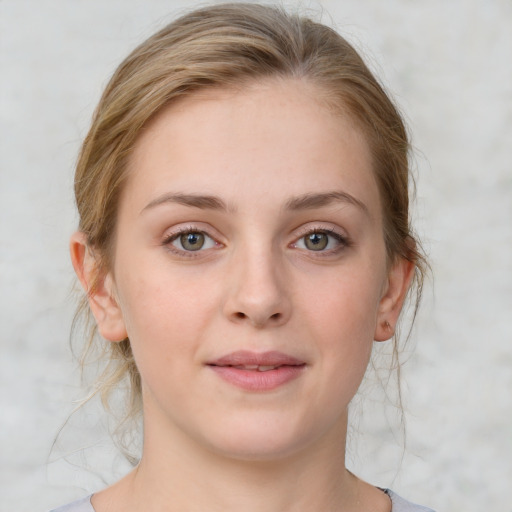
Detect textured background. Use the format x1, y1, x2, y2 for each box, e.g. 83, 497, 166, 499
1, 1, 511, 511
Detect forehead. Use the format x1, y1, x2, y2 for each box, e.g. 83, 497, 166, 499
124, 78, 380, 217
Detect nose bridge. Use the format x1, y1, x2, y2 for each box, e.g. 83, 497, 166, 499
224, 237, 290, 328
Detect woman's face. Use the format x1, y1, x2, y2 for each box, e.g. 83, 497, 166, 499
89, 79, 408, 460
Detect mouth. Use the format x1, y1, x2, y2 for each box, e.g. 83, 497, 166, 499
221, 364, 289, 372
208, 350, 305, 367
207, 351, 306, 391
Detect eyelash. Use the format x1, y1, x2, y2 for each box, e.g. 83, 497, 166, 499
291, 227, 350, 256
162, 226, 221, 258
161, 226, 350, 258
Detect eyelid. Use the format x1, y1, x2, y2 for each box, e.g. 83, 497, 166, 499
290, 224, 351, 253
161, 224, 224, 257
293, 222, 349, 240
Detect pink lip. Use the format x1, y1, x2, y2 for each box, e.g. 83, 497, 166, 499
207, 350, 306, 392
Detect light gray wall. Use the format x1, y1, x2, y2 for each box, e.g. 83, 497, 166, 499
1, 1, 511, 510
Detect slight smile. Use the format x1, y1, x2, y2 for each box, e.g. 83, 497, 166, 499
207, 351, 307, 392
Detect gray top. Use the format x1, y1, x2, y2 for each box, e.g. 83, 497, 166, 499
385, 489, 436, 512
50, 489, 435, 511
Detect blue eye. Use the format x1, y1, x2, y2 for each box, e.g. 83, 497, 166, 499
169, 231, 217, 252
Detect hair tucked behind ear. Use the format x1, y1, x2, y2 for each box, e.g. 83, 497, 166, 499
72, 2, 428, 460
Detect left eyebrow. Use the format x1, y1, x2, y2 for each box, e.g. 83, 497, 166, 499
284, 191, 369, 215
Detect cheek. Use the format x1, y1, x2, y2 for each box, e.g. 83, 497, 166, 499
114, 261, 220, 368
296, 260, 385, 390
299, 261, 384, 340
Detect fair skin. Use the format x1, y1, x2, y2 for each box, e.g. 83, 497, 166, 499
71, 78, 414, 512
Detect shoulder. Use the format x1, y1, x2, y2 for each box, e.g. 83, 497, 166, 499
385, 489, 436, 512
49, 495, 95, 512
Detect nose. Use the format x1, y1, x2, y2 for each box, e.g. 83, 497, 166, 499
223, 246, 291, 329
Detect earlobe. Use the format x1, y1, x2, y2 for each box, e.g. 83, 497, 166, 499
70, 232, 128, 342
374, 256, 415, 342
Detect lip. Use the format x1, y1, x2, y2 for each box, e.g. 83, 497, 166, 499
207, 350, 306, 392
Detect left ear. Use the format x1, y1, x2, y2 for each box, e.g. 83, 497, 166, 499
374, 256, 415, 341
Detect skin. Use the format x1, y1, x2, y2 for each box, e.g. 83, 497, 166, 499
71, 78, 414, 512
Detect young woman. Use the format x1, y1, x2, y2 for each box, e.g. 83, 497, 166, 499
53, 3, 433, 511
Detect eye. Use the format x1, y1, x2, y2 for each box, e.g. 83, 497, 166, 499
166, 230, 217, 252
293, 229, 347, 253
304, 232, 329, 251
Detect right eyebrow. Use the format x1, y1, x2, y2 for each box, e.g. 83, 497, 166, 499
140, 192, 233, 215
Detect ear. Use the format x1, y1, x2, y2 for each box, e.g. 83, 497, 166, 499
374, 255, 415, 342
70, 231, 128, 342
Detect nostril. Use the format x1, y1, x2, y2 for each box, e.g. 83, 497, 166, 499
235, 312, 246, 319
270, 313, 281, 320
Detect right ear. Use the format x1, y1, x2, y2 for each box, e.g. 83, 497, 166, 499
70, 231, 128, 342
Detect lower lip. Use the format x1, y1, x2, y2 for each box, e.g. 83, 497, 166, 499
208, 365, 305, 391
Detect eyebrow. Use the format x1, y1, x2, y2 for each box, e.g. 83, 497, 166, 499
141, 190, 368, 215
284, 191, 369, 215
141, 193, 231, 214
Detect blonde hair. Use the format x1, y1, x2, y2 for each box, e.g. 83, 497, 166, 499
73, 2, 427, 456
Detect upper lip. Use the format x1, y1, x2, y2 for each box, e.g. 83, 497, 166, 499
208, 350, 305, 367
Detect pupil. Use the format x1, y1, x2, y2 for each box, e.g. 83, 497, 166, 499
181, 232, 204, 251
306, 233, 328, 251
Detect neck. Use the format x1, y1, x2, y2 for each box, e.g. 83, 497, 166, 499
101, 412, 361, 512
135, 451, 353, 512
92, 400, 390, 512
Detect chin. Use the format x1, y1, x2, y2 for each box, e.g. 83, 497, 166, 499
198, 415, 323, 462
210, 438, 306, 463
